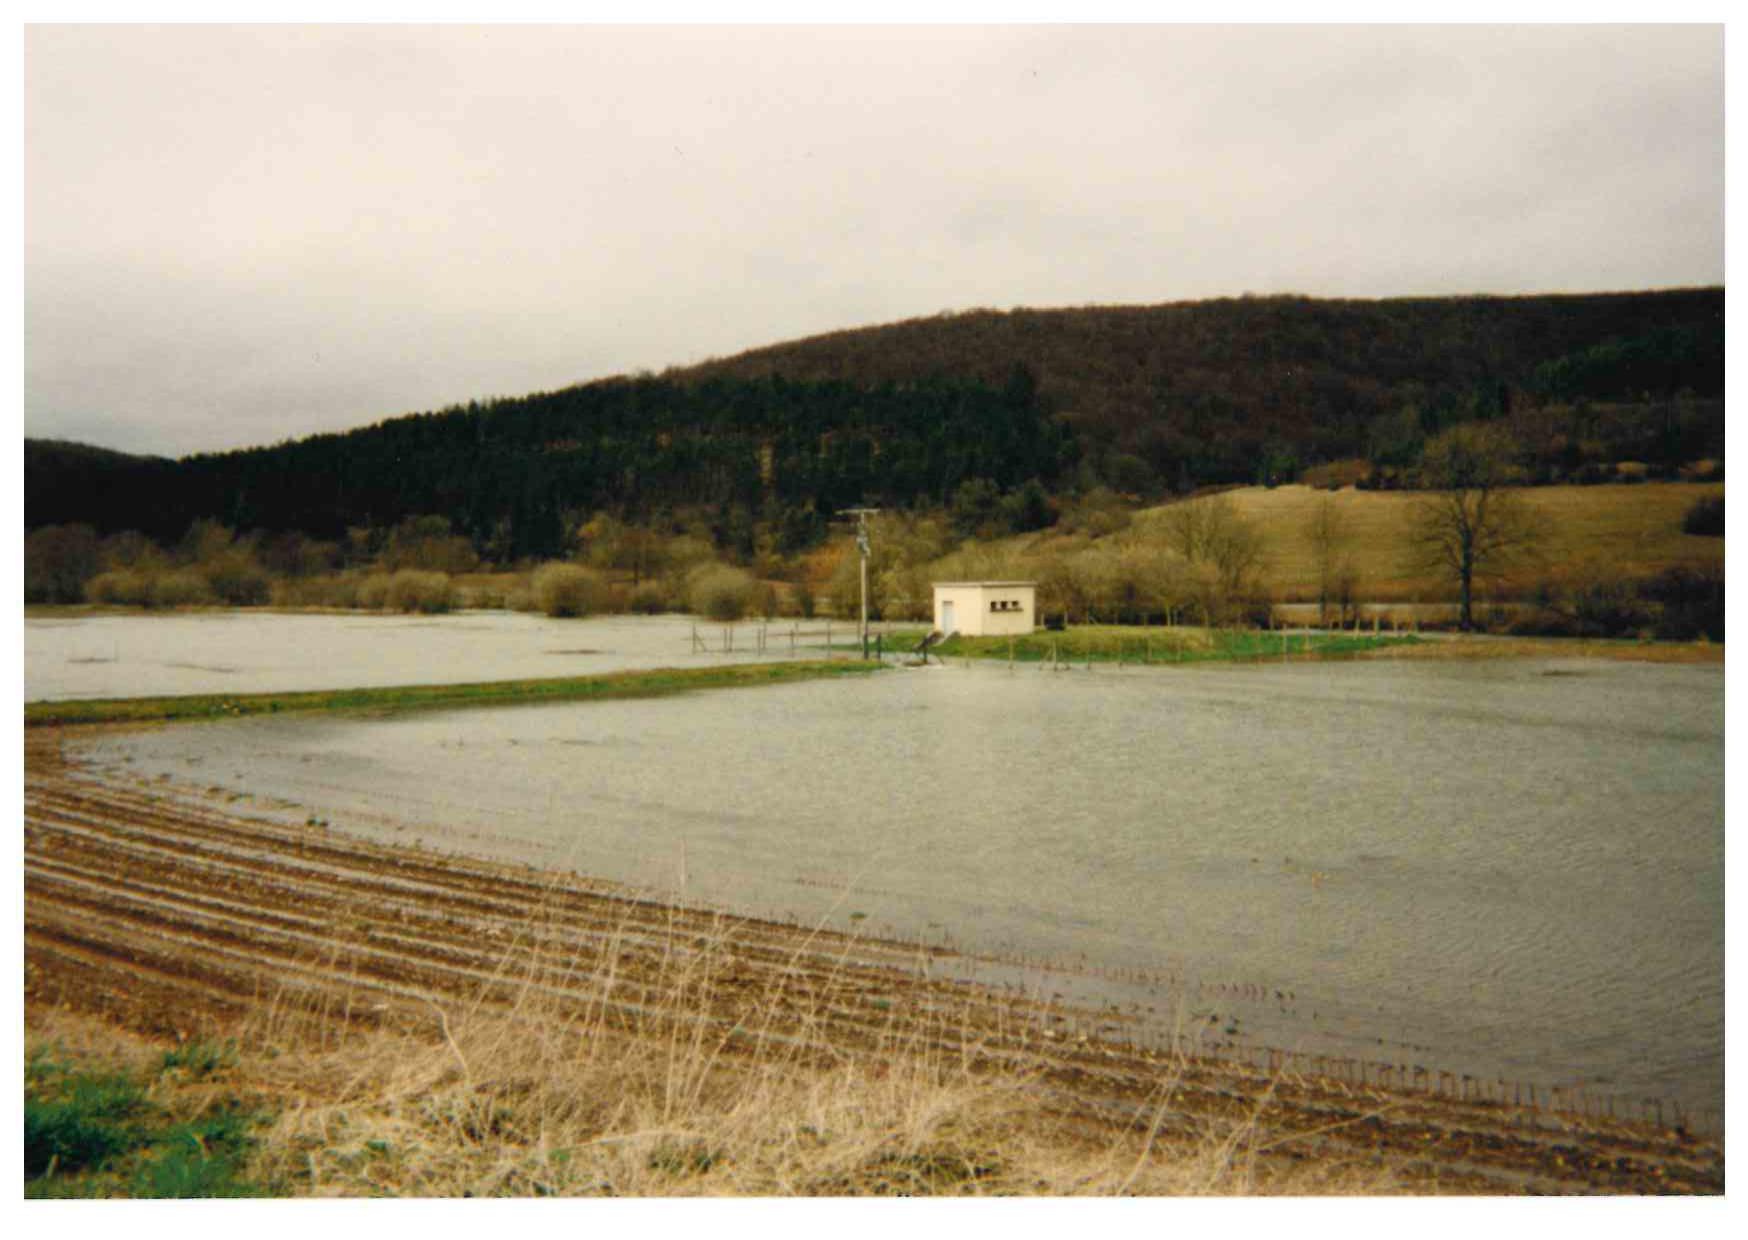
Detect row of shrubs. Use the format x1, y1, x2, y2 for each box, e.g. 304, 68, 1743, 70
524, 562, 775, 621
92, 568, 458, 614
1517, 563, 1725, 642
76, 557, 788, 622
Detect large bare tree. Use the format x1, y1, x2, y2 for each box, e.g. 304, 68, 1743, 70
1411, 424, 1536, 631
1161, 494, 1265, 625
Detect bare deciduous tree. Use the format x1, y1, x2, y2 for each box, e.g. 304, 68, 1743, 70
1161, 494, 1265, 625
1411, 424, 1537, 632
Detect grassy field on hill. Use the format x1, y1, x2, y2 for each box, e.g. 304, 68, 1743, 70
1126, 481, 1724, 603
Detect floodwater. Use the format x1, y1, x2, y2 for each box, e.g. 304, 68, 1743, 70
46, 615, 1724, 1120
24, 610, 843, 701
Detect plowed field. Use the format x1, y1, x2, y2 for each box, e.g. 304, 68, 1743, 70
23, 725, 1723, 1194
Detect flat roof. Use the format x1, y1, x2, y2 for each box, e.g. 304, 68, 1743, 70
931, 581, 1037, 588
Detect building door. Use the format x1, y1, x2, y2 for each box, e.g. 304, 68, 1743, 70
940, 599, 956, 635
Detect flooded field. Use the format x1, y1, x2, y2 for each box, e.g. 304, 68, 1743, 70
24, 610, 835, 701
57, 620, 1724, 1125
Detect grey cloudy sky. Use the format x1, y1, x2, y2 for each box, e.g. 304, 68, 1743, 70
23, 23, 1724, 458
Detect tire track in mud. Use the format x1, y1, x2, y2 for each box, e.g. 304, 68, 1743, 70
24, 726, 1723, 1194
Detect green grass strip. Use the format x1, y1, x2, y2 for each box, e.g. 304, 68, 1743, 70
933, 628, 1420, 665
25, 659, 884, 728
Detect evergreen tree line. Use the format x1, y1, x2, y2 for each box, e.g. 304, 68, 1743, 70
26, 370, 1073, 559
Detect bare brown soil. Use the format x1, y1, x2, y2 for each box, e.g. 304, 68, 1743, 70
24, 724, 1723, 1194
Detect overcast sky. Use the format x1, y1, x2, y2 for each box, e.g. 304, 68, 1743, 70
23, 23, 1725, 458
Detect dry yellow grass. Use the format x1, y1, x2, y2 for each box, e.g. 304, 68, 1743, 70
28, 932, 1404, 1198
1132, 482, 1724, 602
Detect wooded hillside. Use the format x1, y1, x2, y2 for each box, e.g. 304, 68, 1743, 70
26, 287, 1724, 561
676, 288, 1723, 493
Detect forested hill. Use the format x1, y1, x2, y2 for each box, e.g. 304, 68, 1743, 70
675, 288, 1723, 491
25, 287, 1724, 560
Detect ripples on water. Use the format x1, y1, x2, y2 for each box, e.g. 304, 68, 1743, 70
47, 615, 1723, 1116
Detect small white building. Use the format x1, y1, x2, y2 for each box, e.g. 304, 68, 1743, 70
932, 581, 1037, 637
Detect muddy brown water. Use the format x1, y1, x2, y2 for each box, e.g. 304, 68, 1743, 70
34, 614, 1723, 1126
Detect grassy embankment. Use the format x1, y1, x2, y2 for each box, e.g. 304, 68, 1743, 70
22, 659, 881, 728
935, 626, 1416, 664
931, 625, 1722, 666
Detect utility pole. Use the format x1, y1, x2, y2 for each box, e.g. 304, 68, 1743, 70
838, 507, 880, 659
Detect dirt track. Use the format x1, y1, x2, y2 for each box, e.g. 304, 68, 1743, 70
23, 724, 1724, 1194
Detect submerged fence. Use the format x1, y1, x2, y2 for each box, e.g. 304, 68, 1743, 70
688, 621, 911, 659
686, 623, 1403, 666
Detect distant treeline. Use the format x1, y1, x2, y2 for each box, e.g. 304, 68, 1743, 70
26, 288, 1724, 559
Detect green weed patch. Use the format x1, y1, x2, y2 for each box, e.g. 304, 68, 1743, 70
25, 1042, 269, 1198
